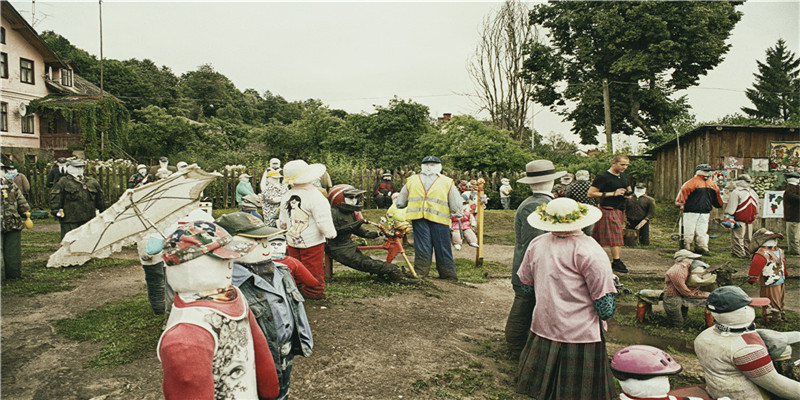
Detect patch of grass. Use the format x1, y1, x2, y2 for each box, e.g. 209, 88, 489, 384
453, 259, 507, 284
325, 270, 426, 300
21, 244, 61, 259
411, 366, 493, 398
212, 208, 238, 219
21, 229, 62, 244
54, 293, 166, 368
2, 257, 140, 297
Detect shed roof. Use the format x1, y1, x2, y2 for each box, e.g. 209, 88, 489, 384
646, 124, 799, 155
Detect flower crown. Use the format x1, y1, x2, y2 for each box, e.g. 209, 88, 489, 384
534, 202, 588, 224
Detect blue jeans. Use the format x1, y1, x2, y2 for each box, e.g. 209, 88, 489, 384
411, 219, 457, 279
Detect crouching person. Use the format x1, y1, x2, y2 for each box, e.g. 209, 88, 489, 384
157, 221, 279, 400
217, 212, 313, 400
695, 286, 800, 400
663, 250, 711, 328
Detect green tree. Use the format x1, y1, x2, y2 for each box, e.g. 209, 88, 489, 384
127, 106, 202, 158
177, 64, 241, 119
526, 2, 742, 145
742, 39, 800, 123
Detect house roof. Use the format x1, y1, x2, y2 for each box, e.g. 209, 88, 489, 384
45, 74, 108, 97
1, 0, 68, 68
646, 124, 800, 155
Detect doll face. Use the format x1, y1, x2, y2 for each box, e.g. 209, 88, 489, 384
66, 165, 84, 177
138, 168, 148, 176
269, 239, 287, 259
233, 236, 271, 264
165, 255, 233, 294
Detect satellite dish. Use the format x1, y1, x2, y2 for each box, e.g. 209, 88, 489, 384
18, 103, 27, 116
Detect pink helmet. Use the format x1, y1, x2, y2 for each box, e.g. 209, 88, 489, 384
610, 345, 682, 380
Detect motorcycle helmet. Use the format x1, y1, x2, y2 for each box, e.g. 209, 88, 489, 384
610, 345, 682, 380
329, 184, 366, 212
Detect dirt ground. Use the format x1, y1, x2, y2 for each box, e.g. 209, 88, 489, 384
2, 239, 798, 399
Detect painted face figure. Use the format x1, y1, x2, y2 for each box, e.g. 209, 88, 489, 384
269, 239, 287, 260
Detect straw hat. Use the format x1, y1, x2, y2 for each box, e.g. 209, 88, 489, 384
517, 160, 567, 184
526, 197, 602, 232
283, 159, 326, 185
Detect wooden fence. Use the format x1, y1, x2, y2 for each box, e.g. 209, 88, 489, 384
17, 165, 527, 211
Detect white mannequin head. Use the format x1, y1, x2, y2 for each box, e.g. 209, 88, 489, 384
66, 164, 84, 178
529, 180, 555, 195
618, 376, 671, 399
137, 164, 148, 176
763, 238, 778, 247
269, 158, 281, 170
420, 162, 442, 176
166, 255, 233, 294
269, 238, 287, 260
232, 236, 272, 264
713, 306, 756, 330
159, 157, 169, 169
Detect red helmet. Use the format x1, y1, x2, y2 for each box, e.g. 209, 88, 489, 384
329, 184, 365, 211
610, 345, 682, 380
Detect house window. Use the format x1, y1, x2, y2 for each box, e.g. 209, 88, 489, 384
61, 68, 73, 86
1, 52, 7, 79
20, 58, 34, 84
0, 103, 7, 132
1, 27, 5, 44
21, 114, 34, 134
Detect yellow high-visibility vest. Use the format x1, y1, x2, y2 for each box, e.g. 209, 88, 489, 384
405, 175, 454, 225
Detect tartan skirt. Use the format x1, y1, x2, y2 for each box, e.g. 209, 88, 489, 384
515, 333, 616, 400
592, 208, 625, 246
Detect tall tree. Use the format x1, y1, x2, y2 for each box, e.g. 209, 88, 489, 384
468, 0, 537, 141
526, 2, 742, 145
742, 39, 800, 123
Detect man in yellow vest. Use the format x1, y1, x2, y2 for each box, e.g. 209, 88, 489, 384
396, 156, 463, 280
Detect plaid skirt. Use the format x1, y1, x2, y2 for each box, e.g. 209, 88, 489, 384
515, 333, 616, 400
592, 208, 624, 246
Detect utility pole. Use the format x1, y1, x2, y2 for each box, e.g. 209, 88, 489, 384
603, 79, 613, 153
99, 0, 104, 155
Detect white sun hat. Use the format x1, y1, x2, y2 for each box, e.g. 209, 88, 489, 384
527, 197, 602, 232
283, 159, 326, 185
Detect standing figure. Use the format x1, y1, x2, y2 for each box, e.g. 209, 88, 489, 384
236, 173, 255, 209
2, 162, 31, 280
565, 169, 596, 206
326, 184, 411, 283
588, 154, 633, 272
724, 174, 759, 258
551, 173, 573, 198
504, 160, 565, 359
149, 156, 177, 176
46, 157, 69, 188
515, 198, 617, 400
373, 172, 395, 209
625, 183, 655, 246
261, 170, 287, 228
49, 160, 106, 239
395, 156, 463, 280
215, 212, 313, 400
451, 198, 478, 250
663, 250, 710, 328
127, 164, 153, 189
675, 164, 723, 256
260, 158, 282, 193
695, 286, 800, 400
784, 172, 800, 255
278, 160, 335, 299
499, 178, 513, 210
3, 163, 30, 200
748, 229, 788, 324
157, 221, 279, 400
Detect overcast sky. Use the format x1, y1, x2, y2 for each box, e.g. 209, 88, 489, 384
9, 0, 800, 150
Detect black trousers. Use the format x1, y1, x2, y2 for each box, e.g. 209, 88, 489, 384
326, 244, 400, 276
504, 284, 536, 360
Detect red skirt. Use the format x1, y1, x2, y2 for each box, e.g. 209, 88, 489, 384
592, 208, 624, 246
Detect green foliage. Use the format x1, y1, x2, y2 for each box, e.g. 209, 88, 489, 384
127, 105, 203, 158
527, 2, 742, 144
54, 293, 167, 368
742, 39, 800, 123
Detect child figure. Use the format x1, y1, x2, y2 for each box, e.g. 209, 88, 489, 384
748, 228, 788, 323
499, 178, 513, 210
451, 199, 478, 250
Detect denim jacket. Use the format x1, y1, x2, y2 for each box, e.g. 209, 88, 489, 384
232, 263, 313, 362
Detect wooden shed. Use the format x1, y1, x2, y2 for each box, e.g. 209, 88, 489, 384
646, 125, 799, 199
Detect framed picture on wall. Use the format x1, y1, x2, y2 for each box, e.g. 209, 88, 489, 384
752, 158, 769, 172
762, 190, 785, 218
769, 141, 800, 172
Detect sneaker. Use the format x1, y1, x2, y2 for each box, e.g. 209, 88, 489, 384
454, 244, 462, 250
612, 260, 629, 273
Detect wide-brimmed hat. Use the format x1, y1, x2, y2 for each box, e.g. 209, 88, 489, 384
283, 159, 326, 185
215, 212, 284, 239
748, 228, 784, 254
706, 285, 770, 313
517, 160, 567, 184
527, 197, 602, 232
